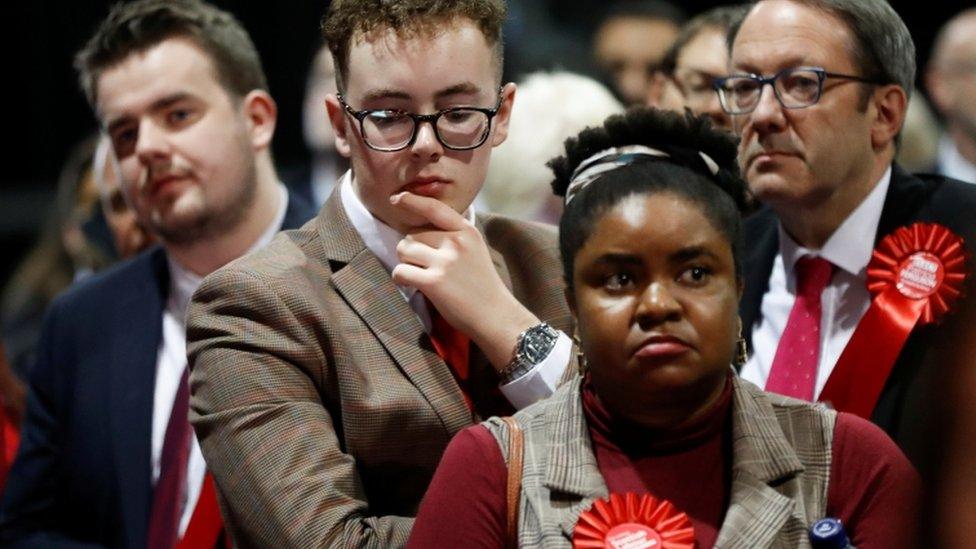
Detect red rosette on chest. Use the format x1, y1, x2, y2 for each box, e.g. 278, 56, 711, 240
866, 222, 969, 324
820, 222, 971, 418
572, 493, 695, 549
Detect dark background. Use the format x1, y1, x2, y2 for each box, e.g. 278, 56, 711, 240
4, 0, 972, 290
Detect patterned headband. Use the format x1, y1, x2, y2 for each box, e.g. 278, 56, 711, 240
564, 145, 722, 205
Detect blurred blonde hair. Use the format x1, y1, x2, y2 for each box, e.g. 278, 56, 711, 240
481, 71, 624, 223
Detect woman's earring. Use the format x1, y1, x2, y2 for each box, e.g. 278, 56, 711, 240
735, 318, 749, 367
573, 330, 587, 374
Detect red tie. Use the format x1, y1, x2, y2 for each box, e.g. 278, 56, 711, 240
147, 369, 192, 549
147, 368, 225, 549
765, 255, 834, 401
425, 299, 473, 410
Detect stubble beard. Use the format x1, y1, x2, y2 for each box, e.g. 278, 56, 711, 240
151, 159, 258, 246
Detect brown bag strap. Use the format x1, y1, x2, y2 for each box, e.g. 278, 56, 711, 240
501, 416, 524, 549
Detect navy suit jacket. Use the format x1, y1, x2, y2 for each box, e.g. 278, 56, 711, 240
0, 193, 314, 548
739, 165, 976, 468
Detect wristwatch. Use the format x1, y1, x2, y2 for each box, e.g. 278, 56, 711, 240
500, 323, 559, 383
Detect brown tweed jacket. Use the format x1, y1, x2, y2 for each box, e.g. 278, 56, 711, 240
185, 191, 574, 548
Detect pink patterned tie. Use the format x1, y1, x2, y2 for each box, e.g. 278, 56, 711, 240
765, 255, 834, 401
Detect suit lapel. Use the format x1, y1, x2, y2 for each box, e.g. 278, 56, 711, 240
715, 378, 807, 548
318, 192, 473, 436
108, 248, 168, 545
876, 165, 925, 245
281, 187, 317, 230
739, 208, 780, 352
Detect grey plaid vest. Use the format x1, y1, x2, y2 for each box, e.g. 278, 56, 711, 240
483, 375, 836, 548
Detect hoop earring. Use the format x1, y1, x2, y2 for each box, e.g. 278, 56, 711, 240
573, 331, 587, 374
735, 317, 749, 367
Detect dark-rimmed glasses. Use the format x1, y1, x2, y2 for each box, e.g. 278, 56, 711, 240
714, 67, 883, 115
337, 91, 504, 152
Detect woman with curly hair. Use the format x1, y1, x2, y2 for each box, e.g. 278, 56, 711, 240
408, 108, 918, 548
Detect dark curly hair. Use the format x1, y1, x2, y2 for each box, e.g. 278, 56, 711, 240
321, 0, 506, 92
549, 107, 749, 291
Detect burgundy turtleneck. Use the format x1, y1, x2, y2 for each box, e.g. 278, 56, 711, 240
407, 377, 918, 549
581, 375, 733, 548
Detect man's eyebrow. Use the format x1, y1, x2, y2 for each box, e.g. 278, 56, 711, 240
733, 56, 810, 75
360, 88, 412, 103
433, 82, 483, 98
104, 92, 194, 132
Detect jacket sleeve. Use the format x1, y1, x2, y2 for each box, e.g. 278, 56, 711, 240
0, 300, 105, 548
186, 267, 413, 548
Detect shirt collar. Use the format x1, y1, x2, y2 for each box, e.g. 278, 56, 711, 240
339, 169, 476, 300
778, 166, 892, 277
937, 135, 976, 184
166, 183, 289, 321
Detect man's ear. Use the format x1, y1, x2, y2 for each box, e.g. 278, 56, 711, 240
489, 82, 517, 147
870, 84, 908, 152
241, 90, 277, 151
325, 94, 352, 158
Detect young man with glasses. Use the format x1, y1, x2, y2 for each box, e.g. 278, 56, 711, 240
183, 1, 576, 546
727, 0, 976, 471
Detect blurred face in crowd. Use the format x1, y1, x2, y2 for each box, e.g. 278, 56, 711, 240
927, 12, 976, 142
672, 27, 732, 130
96, 38, 265, 245
570, 192, 739, 427
304, 45, 339, 154
594, 16, 680, 105
730, 0, 883, 215
326, 18, 514, 234
94, 141, 155, 258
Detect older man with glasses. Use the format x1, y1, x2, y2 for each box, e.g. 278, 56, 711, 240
727, 0, 976, 472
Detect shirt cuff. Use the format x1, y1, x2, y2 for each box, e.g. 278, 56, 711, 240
498, 331, 573, 410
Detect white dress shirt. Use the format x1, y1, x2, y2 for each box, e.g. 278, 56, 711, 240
741, 168, 892, 399
936, 135, 976, 184
151, 184, 288, 535
339, 171, 571, 409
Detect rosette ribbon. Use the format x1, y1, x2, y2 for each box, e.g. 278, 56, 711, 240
819, 223, 970, 418
573, 493, 695, 549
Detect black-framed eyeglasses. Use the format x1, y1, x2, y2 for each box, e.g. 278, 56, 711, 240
714, 67, 884, 115
337, 90, 504, 152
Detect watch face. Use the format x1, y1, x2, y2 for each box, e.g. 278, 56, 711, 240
521, 326, 557, 364
523, 336, 549, 363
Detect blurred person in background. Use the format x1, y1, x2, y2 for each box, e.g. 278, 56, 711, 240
480, 71, 623, 223
660, 4, 748, 132
0, 0, 314, 546
0, 343, 23, 493
286, 43, 348, 208
92, 136, 156, 260
895, 90, 941, 173
0, 135, 112, 380
592, 1, 685, 106
926, 8, 976, 183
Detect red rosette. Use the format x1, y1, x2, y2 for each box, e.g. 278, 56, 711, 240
572, 493, 695, 549
820, 222, 971, 418
865, 222, 969, 325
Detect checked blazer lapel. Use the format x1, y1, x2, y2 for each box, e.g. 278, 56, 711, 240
714, 378, 810, 548
317, 192, 473, 436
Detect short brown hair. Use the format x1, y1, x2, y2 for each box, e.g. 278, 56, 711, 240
75, 0, 268, 107
321, 0, 507, 92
